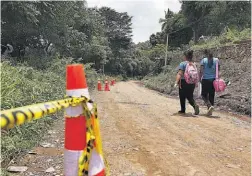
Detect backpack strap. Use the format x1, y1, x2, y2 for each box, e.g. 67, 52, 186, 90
215, 58, 219, 79
184, 62, 189, 72
192, 62, 198, 71
203, 58, 207, 66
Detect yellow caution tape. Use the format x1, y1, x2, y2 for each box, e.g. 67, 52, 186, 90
78, 101, 95, 176
0, 96, 92, 129
78, 103, 110, 176
104, 154, 110, 176
0, 96, 110, 175
92, 104, 110, 176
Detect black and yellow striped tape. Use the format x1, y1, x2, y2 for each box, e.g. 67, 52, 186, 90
78, 103, 110, 176
79, 101, 95, 176
0, 96, 92, 129
0, 97, 110, 175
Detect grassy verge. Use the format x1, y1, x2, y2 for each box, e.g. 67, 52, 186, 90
143, 56, 180, 94
1, 57, 97, 169
191, 28, 251, 50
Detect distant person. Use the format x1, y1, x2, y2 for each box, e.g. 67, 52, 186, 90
174, 50, 200, 115
199, 50, 219, 115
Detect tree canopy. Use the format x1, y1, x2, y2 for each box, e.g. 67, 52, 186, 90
149, 1, 251, 48
1, 1, 251, 77
1, 1, 143, 76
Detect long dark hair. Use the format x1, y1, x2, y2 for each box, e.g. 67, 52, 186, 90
184, 50, 193, 61
205, 49, 213, 68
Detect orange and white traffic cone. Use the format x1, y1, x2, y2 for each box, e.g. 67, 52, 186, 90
64, 64, 105, 176
104, 79, 110, 91
110, 80, 113, 86
113, 79, 116, 85
97, 79, 102, 91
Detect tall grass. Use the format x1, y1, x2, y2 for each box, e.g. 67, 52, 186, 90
1, 56, 97, 167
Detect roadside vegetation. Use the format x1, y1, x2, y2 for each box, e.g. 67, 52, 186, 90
191, 28, 251, 50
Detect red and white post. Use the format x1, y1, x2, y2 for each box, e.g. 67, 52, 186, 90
64, 64, 105, 176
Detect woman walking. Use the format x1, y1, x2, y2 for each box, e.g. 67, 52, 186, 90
199, 50, 219, 115
174, 50, 200, 115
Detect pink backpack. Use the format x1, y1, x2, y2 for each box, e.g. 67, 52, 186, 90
184, 62, 199, 84
213, 60, 226, 92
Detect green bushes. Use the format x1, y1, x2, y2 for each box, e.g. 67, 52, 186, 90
1, 57, 97, 166
143, 64, 179, 94
191, 28, 251, 50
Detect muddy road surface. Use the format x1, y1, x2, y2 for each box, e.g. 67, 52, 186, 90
15, 81, 250, 176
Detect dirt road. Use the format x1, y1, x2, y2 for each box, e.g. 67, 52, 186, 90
16, 81, 250, 176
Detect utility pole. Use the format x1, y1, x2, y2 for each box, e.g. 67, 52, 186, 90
102, 63, 105, 76
165, 33, 169, 66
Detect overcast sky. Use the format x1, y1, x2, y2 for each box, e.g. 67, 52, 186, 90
87, 0, 181, 43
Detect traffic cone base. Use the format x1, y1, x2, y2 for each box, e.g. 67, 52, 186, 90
89, 150, 105, 175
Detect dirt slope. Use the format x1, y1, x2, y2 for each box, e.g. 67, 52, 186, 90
13, 81, 250, 176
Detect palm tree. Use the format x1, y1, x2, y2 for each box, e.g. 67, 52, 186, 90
159, 8, 174, 31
